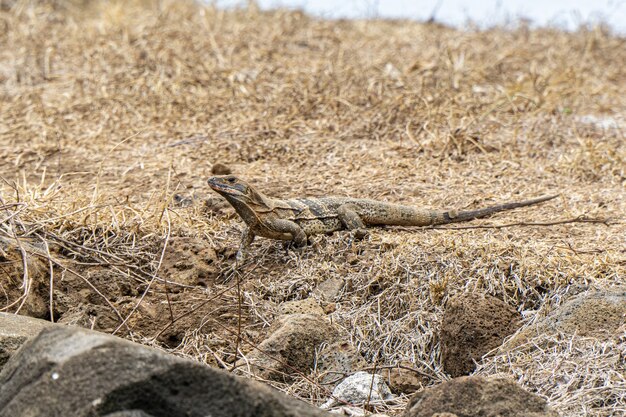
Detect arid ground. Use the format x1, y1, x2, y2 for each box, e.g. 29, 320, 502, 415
0, 1, 624, 415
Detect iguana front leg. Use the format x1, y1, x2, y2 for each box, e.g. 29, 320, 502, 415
236, 220, 307, 267
270, 218, 308, 247
235, 227, 256, 267
337, 204, 368, 240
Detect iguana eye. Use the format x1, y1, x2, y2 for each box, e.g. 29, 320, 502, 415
226, 177, 236, 183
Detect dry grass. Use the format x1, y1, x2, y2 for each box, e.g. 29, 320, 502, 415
0, 0, 624, 415
477, 331, 626, 416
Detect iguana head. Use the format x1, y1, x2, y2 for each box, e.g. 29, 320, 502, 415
207, 175, 271, 210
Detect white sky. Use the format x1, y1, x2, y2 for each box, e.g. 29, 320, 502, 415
212, 0, 626, 33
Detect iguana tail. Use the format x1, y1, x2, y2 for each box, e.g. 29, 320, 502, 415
437, 194, 558, 224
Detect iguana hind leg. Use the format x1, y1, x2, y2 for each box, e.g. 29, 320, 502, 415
337, 204, 368, 240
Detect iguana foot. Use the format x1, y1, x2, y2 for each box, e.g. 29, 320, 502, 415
337, 204, 368, 242
282, 238, 309, 253
352, 228, 368, 240
233, 248, 246, 269
345, 228, 369, 249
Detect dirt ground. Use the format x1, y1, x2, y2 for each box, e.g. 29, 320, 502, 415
0, 1, 624, 415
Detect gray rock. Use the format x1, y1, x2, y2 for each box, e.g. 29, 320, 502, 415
313, 277, 345, 301
321, 372, 394, 410
279, 298, 325, 316
0, 326, 330, 417
0, 312, 55, 370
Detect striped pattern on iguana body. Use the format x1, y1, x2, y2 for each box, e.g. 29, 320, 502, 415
207, 175, 557, 264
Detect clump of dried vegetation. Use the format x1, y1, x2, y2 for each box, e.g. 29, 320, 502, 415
0, 0, 624, 415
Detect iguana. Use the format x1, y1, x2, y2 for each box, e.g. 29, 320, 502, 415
208, 175, 557, 264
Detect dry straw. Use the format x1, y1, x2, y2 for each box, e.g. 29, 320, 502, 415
0, 0, 624, 415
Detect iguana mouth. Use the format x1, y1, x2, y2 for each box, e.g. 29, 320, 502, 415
207, 177, 245, 197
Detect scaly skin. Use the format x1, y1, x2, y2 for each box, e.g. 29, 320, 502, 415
207, 175, 557, 264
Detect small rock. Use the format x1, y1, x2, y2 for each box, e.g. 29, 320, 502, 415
440, 293, 521, 377
381, 363, 425, 394
211, 163, 232, 175
403, 376, 557, 417
314, 277, 345, 302
279, 298, 325, 316
322, 372, 394, 410
316, 341, 368, 386
0, 326, 330, 417
237, 313, 339, 381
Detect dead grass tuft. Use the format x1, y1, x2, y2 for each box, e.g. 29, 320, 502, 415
477, 332, 626, 416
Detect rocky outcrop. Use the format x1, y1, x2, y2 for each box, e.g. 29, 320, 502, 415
440, 293, 521, 376
0, 312, 55, 369
403, 376, 557, 417
0, 326, 330, 417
